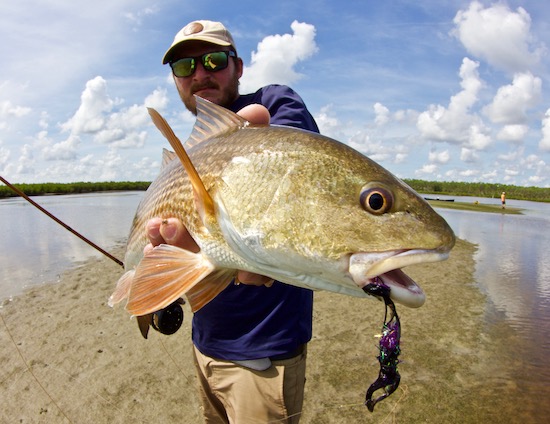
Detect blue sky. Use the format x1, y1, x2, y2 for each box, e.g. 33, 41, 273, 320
1, 0, 549, 187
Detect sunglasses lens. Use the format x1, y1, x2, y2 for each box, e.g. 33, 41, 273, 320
170, 52, 234, 77
203, 52, 231, 71
171, 58, 195, 77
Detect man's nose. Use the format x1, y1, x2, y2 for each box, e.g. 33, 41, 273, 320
192, 61, 210, 79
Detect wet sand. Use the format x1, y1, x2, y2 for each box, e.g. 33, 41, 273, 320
0, 239, 530, 423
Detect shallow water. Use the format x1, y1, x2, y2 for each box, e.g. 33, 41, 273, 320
1, 191, 549, 419
0, 191, 143, 300
432, 195, 550, 418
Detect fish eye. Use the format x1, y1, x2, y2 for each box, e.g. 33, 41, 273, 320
359, 186, 394, 215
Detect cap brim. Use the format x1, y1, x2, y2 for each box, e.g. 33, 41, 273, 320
162, 37, 233, 64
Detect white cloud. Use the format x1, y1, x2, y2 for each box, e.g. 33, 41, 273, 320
347, 132, 410, 165
38, 112, 49, 130
498, 148, 524, 163
528, 175, 544, 185
374, 102, 390, 126
144, 88, 169, 110
468, 124, 492, 150
497, 124, 529, 143
43, 134, 80, 161
94, 104, 149, 148
417, 57, 490, 150
0, 100, 31, 119
521, 154, 548, 185
0, 100, 31, 130
123, 5, 159, 28
393, 109, 419, 124
429, 149, 450, 165
0, 1, 160, 112
417, 104, 447, 141
459, 169, 480, 178
15, 143, 35, 175
415, 164, 439, 177
0, 142, 10, 168
347, 132, 374, 155
394, 152, 407, 164
452, 1, 544, 73
60, 76, 115, 135
481, 169, 498, 181
315, 104, 340, 137
98, 130, 148, 149
59, 77, 167, 150
240, 21, 318, 93
540, 109, 550, 152
1, 76, 170, 178
483, 72, 541, 124
460, 147, 479, 163
1, 3, 548, 187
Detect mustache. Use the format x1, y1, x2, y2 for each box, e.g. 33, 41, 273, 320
191, 81, 219, 93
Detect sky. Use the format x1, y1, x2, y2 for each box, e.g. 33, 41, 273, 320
1, 0, 549, 187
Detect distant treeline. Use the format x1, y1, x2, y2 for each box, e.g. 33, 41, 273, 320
0, 181, 151, 198
0, 179, 549, 203
404, 179, 550, 203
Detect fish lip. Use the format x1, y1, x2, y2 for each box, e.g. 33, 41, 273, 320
349, 249, 450, 308
377, 269, 426, 308
365, 249, 450, 278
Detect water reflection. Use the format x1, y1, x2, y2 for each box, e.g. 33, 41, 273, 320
0, 192, 143, 299
437, 205, 550, 328
434, 197, 550, 412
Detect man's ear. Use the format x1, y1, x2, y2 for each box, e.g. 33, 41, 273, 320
236, 57, 244, 79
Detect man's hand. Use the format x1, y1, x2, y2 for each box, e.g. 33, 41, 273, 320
145, 217, 199, 253
143, 104, 274, 287
237, 104, 270, 125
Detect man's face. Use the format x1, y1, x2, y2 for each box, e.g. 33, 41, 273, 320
169, 41, 243, 114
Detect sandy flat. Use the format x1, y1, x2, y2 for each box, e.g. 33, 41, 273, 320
0, 239, 530, 423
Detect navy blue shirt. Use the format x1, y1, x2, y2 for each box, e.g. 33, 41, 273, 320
192, 85, 318, 360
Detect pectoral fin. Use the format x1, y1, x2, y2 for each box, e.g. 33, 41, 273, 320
126, 244, 216, 316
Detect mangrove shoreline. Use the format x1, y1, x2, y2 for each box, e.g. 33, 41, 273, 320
1, 179, 548, 203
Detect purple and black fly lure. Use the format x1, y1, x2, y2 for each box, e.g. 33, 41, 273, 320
362, 278, 402, 412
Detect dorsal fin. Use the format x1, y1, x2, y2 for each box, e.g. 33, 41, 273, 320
186, 95, 248, 148
161, 148, 177, 169
147, 107, 215, 224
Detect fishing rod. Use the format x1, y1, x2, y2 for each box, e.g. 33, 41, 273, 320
0, 175, 124, 267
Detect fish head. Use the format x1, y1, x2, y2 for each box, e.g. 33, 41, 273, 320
314, 161, 454, 308
343, 178, 456, 308
219, 132, 455, 308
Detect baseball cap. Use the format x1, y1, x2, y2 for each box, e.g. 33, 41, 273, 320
162, 20, 237, 64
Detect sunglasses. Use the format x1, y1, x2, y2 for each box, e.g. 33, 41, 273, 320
169, 51, 237, 78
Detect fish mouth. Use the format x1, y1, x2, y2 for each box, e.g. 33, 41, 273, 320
349, 249, 450, 308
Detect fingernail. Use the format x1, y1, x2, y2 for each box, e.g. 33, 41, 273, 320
147, 223, 161, 239
162, 219, 177, 241
146, 217, 163, 236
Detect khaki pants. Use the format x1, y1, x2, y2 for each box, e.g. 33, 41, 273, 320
192, 345, 307, 423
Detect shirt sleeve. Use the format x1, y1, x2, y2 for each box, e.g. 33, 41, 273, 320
258, 85, 320, 134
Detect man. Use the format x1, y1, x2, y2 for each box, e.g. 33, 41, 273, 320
147, 20, 319, 423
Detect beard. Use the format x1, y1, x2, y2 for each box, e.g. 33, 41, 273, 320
180, 73, 240, 115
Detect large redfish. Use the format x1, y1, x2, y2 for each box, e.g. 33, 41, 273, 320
109, 97, 455, 320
